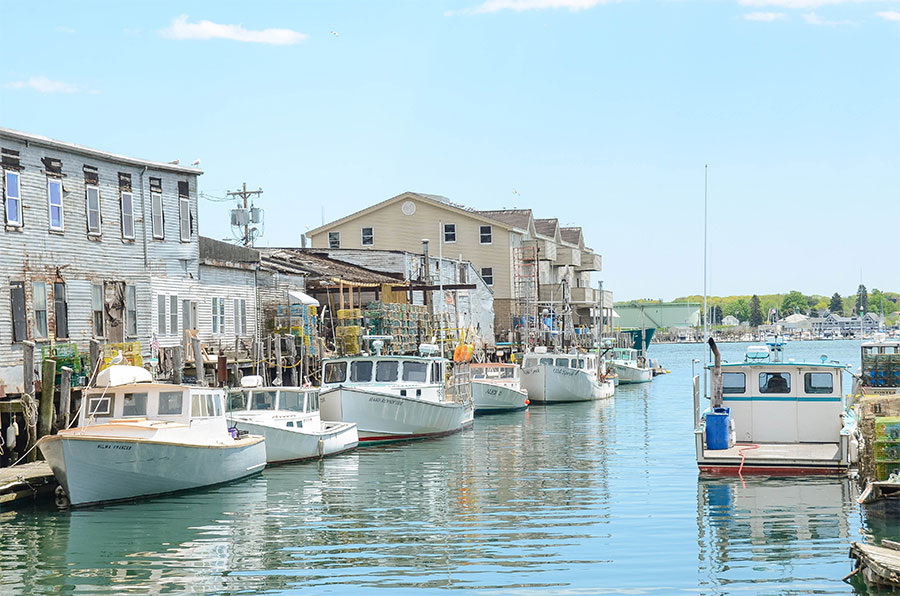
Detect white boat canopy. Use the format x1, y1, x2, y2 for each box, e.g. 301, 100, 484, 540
288, 290, 320, 307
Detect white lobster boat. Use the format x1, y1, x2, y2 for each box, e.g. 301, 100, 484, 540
37, 365, 266, 507
470, 363, 529, 414
319, 352, 474, 445
520, 348, 615, 403
227, 377, 359, 464
610, 347, 653, 384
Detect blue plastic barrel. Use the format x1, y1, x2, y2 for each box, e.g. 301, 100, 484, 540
706, 407, 731, 450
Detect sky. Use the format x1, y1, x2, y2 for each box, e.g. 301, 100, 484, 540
1, 0, 898, 301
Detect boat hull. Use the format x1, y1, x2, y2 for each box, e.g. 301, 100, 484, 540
613, 363, 653, 384
319, 386, 473, 445
472, 381, 528, 414
227, 417, 358, 464
521, 365, 615, 403
38, 434, 266, 507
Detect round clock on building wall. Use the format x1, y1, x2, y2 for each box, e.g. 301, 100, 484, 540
401, 200, 416, 216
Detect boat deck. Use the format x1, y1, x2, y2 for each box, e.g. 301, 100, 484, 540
698, 441, 846, 475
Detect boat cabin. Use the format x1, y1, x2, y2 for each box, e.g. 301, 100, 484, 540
709, 355, 847, 444
471, 363, 519, 382
229, 387, 320, 416
322, 356, 447, 387
521, 353, 599, 370
82, 383, 227, 429
612, 348, 641, 363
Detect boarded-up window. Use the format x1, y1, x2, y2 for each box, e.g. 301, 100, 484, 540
54, 282, 69, 339
82, 165, 99, 186
328, 231, 340, 249
92, 284, 105, 337
41, 156, 63, 176
33, 282, 48, 339
1, 148, 22, 171
10, 281, 27, 342
125, 285, 137, 336
178, 181, 190, 242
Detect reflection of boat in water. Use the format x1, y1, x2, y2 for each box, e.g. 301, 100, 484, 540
696, 475, 855, 590
38, 366, 267, 507
227, 379, 358, 463
693, 338, 856, 475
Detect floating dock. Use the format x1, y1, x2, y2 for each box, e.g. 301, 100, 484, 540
0, 461, 57, 507
849, 541, 900, 590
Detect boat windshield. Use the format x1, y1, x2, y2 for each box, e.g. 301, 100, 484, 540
350, 360, 373, 382
555, 358, 569, 368
306, 392, 319, 412
250, 390, 278, 410
122, 392, 148, 417
159, 391, 184, 415
539, 358, 553, 366
228, 391, 247, 412
376, 360, 399, 382
280, 390, 304, 411
402, 361, 428, 383
323, 361, 347, 384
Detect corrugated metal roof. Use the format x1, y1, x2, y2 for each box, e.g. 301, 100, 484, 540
0, 127, 204, 175
259, 248, 404, 285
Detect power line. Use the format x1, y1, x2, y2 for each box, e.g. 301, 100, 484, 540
227, 183, 264, 247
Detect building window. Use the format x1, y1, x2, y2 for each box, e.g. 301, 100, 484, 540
234, 298, 247, 335
479, 225, 492, 244
178, 181, 190, 242
328, 231, 340, 249
86, 186, 101, 235
10, 281, 26, 342
33, 282, 48, 339
125, 285, 137, 336
92, 284, 105, 337
121, 191, 135, 239
54, 282, 69, 339
212, 297, 225, 334
361, 227, 374, 246
170, 295, 178, 336
151, 192, 164, 239
444, 223, 456, 243
157, 294, 167, 335
48, 179, 64, 231
4, 171, 22, 227
481, 267, 493, 286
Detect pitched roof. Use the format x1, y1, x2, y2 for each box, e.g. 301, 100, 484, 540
534, 218, 559, 237
259, 248, 403, 285
305, 191, 519, 236
560, 227, 583, 246
475, 209, 533, 231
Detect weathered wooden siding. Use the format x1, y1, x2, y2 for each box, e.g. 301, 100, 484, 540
307, 193, 517, 300
0, 130, 200, 391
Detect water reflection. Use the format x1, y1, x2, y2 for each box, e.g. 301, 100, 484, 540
696, 476, 858, 594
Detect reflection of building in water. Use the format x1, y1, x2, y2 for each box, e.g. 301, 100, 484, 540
696, 477, 854, 588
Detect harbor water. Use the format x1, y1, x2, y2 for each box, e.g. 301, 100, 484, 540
1, 340, 894, 595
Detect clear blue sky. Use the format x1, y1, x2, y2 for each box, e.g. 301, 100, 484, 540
2, 1, 898, 301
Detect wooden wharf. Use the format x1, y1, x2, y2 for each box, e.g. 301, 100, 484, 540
0, 461, 56, 508
848, 541, 900, 590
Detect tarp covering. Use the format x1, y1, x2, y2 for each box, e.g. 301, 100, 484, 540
288, 290, 320, 306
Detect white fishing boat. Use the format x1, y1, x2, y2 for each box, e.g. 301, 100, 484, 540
37, 365, 266, 507
610, 347, 653, 384
318, 345, 474, 445
227, 377, 358, 464
693, 338, 856, 475
520, 347, 615, 403
470, 362, 529, 414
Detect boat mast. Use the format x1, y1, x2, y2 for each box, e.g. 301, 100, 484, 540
703, 164, 709, 345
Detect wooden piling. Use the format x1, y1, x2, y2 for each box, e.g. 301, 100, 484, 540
59, 366, 73, 430
173, 345, 184, 385
22, 341, 36, 462
89, 339, 100, 382
275, 335, 283, 386
192, 336, 205, 385
39, 358, 56, 438
289, 337, 298, 386
233, 337, 240, 386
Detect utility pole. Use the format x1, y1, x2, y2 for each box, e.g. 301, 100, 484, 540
227, 183, 263, 247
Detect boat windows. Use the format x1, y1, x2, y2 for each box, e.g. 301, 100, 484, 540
500, 367, 515, 379
280, 390, 304, 411
228, 391, 247, 412
431, 362, 442, 383
722, 373, 746, 394
376, 360, 399, 382
191, 394, 202, 417
760, 372, 791, 394
804, 372, 834, 395
539, 358, 553, 366
575, 359, 585, 369
402, 361, 428, 383
159, 391, 185, 415
122, 392, 148, 417
205, 394, 216, 417
307, 392, 319, 412
324, 362, 347, 384
472, 367, 486, 380
252, 391, 277, 411
350, 360, 373, 382
286, 421, 294, 428
86, 394, 111, 417
555, 358, 570, 368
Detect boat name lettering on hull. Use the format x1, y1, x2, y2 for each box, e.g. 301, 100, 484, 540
97, 443, 133, 451
554, 368, 579, 377
485, 388, 499, 395
368, 396, 402, 405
